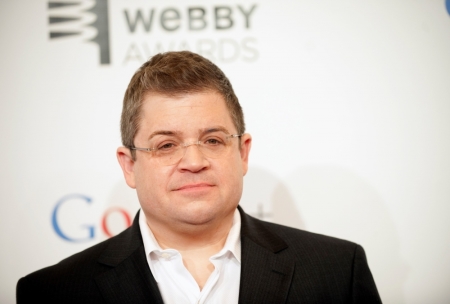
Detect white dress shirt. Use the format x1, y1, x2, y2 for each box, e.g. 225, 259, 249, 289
139, 209, 241, 304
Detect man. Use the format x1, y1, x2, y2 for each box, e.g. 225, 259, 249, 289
17, 51, 381, 303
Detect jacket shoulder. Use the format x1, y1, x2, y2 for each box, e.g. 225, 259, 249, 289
263, 220, 357, 249
242, 210, 359, 256
24, 232, 118, 279
16, 226, 134, 304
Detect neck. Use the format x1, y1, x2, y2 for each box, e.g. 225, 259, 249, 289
144, 211, 235, 251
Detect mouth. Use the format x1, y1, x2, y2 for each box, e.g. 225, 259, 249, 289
174, 183, 214, 191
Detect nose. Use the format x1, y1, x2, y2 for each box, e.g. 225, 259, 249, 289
177, 142, 210, 172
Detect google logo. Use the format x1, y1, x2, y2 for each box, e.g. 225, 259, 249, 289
51, 194, 132, 242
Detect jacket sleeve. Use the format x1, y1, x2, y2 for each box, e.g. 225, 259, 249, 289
352, 245, 382, 303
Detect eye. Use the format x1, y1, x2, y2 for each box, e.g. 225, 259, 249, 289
157, 142, 177, 151
204, 137, 225, 146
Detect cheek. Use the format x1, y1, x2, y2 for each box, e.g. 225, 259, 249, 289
134, 163, 170, 200
219, 157, 244, 190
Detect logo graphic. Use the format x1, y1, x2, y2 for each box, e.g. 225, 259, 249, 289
48, 0, 111, 64
52, 194, 132, 242
47, 2, 259, 65
446, 0, 450, 15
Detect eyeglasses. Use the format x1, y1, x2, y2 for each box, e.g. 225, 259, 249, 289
130, 132, 243, 165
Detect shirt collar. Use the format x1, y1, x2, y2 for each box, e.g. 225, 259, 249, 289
139, 208, 241, 263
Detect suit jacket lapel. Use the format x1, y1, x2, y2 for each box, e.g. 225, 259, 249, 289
238, 206, 295, 304
95, 211, 164, 304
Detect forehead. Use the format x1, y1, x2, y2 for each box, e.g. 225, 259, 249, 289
139, 91, 235, 135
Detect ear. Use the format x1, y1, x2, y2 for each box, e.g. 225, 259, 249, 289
239, 133, 252, 176
117, 146, 136, 189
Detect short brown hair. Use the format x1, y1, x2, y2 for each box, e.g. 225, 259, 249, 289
120, 51, 245, 156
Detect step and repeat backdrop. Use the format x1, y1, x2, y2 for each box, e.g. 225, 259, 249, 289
1, 0, 450, 303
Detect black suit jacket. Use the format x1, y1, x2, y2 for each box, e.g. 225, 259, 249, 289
17, 206, 381, 303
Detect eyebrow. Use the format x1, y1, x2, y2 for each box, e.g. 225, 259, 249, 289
147, 130, 181, 141
201, 126, 231, 135
147, 126, 231, 141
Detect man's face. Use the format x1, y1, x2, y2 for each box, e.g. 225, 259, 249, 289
117, 91, 251, 230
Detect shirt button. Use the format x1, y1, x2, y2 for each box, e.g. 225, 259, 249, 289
161, 253, 170, 259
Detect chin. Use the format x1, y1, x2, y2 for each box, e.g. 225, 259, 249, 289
176, 201, 230, 225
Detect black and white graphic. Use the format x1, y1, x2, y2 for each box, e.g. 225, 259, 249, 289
48, 0, 110, 64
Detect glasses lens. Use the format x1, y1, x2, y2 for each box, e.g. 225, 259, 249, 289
150, 132, 238, 165
198, 132, 230, 158
149, 137, 183, 166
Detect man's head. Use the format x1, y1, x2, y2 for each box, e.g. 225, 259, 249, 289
117, 51, 251, 234
120, 51, 245, 159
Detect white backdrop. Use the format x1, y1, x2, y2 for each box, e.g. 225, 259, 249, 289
1, 0, 450, 303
